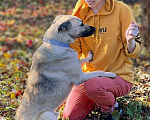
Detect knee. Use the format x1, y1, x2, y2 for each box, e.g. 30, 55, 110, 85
84, 79, 95, 95
84, 78, 104, 98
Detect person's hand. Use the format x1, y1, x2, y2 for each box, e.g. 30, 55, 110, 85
125, 21, 139, 53
125, 21, 139, 43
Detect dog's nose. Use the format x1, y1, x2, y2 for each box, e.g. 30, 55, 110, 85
90, 26, 96, 32
79, 25, 96, 38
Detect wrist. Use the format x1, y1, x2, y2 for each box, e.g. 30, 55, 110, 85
127, 39, 135, 44
127, 39, 136, 53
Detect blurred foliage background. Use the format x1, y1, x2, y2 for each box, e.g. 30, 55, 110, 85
0, 0, 149, 120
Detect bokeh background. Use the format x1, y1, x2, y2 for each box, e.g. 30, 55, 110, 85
0, 0, 149, 120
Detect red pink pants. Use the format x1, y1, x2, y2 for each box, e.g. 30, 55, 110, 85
63, 76, 132, 120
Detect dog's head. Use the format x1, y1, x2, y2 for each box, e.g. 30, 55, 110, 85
44, 15, 95, 43
57, 15, 95, 39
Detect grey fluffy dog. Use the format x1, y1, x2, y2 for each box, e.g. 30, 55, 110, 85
15, 15, 116, 120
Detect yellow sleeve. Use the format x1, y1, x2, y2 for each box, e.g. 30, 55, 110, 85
124, 42, 141, 58
70, 38, 82, 58
120, 3, 142, 58
72, 0, 89, 20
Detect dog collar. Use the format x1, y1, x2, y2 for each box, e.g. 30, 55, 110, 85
43, 39, 70, 48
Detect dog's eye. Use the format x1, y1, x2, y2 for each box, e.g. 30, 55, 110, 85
79, 23, 84, 26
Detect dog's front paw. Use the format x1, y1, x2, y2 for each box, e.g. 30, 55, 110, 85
105, 72, 117, 79
87, 50, 94, 62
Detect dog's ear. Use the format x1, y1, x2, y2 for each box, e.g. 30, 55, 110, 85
53, 15, 62, 24
58, 20, 72, 33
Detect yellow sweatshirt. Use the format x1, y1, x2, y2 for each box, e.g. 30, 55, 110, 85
70, 0, 142, 83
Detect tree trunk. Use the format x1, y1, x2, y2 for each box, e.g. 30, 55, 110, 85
141, 0, 150, 51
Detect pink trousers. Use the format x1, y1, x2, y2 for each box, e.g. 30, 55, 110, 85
63, 76, 132, 120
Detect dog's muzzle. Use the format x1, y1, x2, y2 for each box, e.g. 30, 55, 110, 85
80, 26, 95, 37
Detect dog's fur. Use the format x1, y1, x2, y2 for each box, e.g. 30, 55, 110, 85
15, 15, 117, 120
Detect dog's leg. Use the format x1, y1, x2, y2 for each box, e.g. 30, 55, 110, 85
37, 111, 57, 120
80, 71, 117, 83
80, 50, 93, 66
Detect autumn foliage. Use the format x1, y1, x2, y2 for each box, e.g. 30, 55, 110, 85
0, 0, 149, 120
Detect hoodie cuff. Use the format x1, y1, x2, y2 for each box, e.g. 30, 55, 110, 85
125, 42, 141, 58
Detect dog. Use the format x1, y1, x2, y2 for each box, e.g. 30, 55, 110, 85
15, 15, 117, 120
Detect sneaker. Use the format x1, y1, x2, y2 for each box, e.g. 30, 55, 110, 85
113, 103, 122, 115
100, 102, 122, 120
100, 112, 114, 120
111, 103, 122, 120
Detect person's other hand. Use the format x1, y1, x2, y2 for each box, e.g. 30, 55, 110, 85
125, 21, 139, 43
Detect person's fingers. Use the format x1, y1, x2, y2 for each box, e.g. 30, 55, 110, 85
128, 30, 138, 36
128, 28, 139, 37
130, 23, 138, 28
129, 21, 138, 27
128, 27, 139, 32
129, 30, 138, 36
